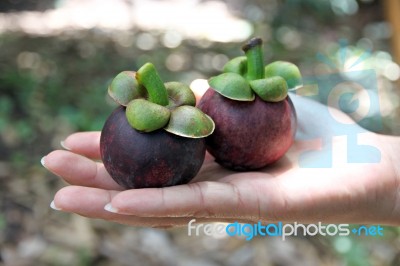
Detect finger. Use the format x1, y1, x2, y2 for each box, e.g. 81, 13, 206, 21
52, 186, 255, 227
204, 151, 214, 163
190, 79, 209, 103
108, 175, 268, 220
62, 131, 101, 159
44, 150, 123, 190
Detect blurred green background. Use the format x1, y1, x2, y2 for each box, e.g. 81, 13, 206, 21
1, 0, 400, 265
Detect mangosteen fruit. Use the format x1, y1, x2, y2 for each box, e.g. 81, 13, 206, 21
100, 63, 214, 189
198, 37, 301, 170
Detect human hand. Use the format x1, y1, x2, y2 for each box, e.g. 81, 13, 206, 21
43, 90, 400, 227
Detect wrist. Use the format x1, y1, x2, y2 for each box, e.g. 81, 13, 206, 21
379, 134, 400, 225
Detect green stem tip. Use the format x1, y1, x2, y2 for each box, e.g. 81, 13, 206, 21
136, 63, 169, 106
242, 37, 265, 81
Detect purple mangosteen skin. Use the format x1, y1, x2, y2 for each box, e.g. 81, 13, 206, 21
198, 89, 297, 171
100, 106, 206, 189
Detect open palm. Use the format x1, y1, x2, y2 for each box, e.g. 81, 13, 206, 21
44, 93, 400, 227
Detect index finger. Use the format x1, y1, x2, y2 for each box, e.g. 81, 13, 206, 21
62, 131, 101, 159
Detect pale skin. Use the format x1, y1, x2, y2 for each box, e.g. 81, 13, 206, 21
42, 89, 400, 227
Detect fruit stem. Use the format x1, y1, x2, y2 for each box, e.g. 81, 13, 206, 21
242, 37, 265, 81
136, 63, 169, 106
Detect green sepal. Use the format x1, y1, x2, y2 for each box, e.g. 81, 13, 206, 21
249, 77, 288, 102
209, 73, 255, 101
126, 99, 170, 132
265, 61, 303, 90
165, 82, 196, 108
223, 56, 247, 76
108, 71, 147, 106
111, 62, 215, 139
164, 106, 215, 138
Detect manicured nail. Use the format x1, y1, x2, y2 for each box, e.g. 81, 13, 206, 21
104, 203, 119, 213
40, 156, 47, 168
50, 200, 62, 211
60, 140, 70, 150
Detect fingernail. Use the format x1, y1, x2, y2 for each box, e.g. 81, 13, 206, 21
50, 200, 62, 211
60, 140, 70, 150
104, 203, 119, 213
40, 156, 47, 168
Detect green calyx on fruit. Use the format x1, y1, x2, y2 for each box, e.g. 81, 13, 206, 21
208, 73, 254, 101
165, 106, 215, 138
264, 61, 303, 90
210, 37, 302, 102
108, 63, 214, 137
165, 82, 196, 108
249, 76, 288, 102
126, 99, 170, 132
108, 71, 147, 106
223, 56, 247, 76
